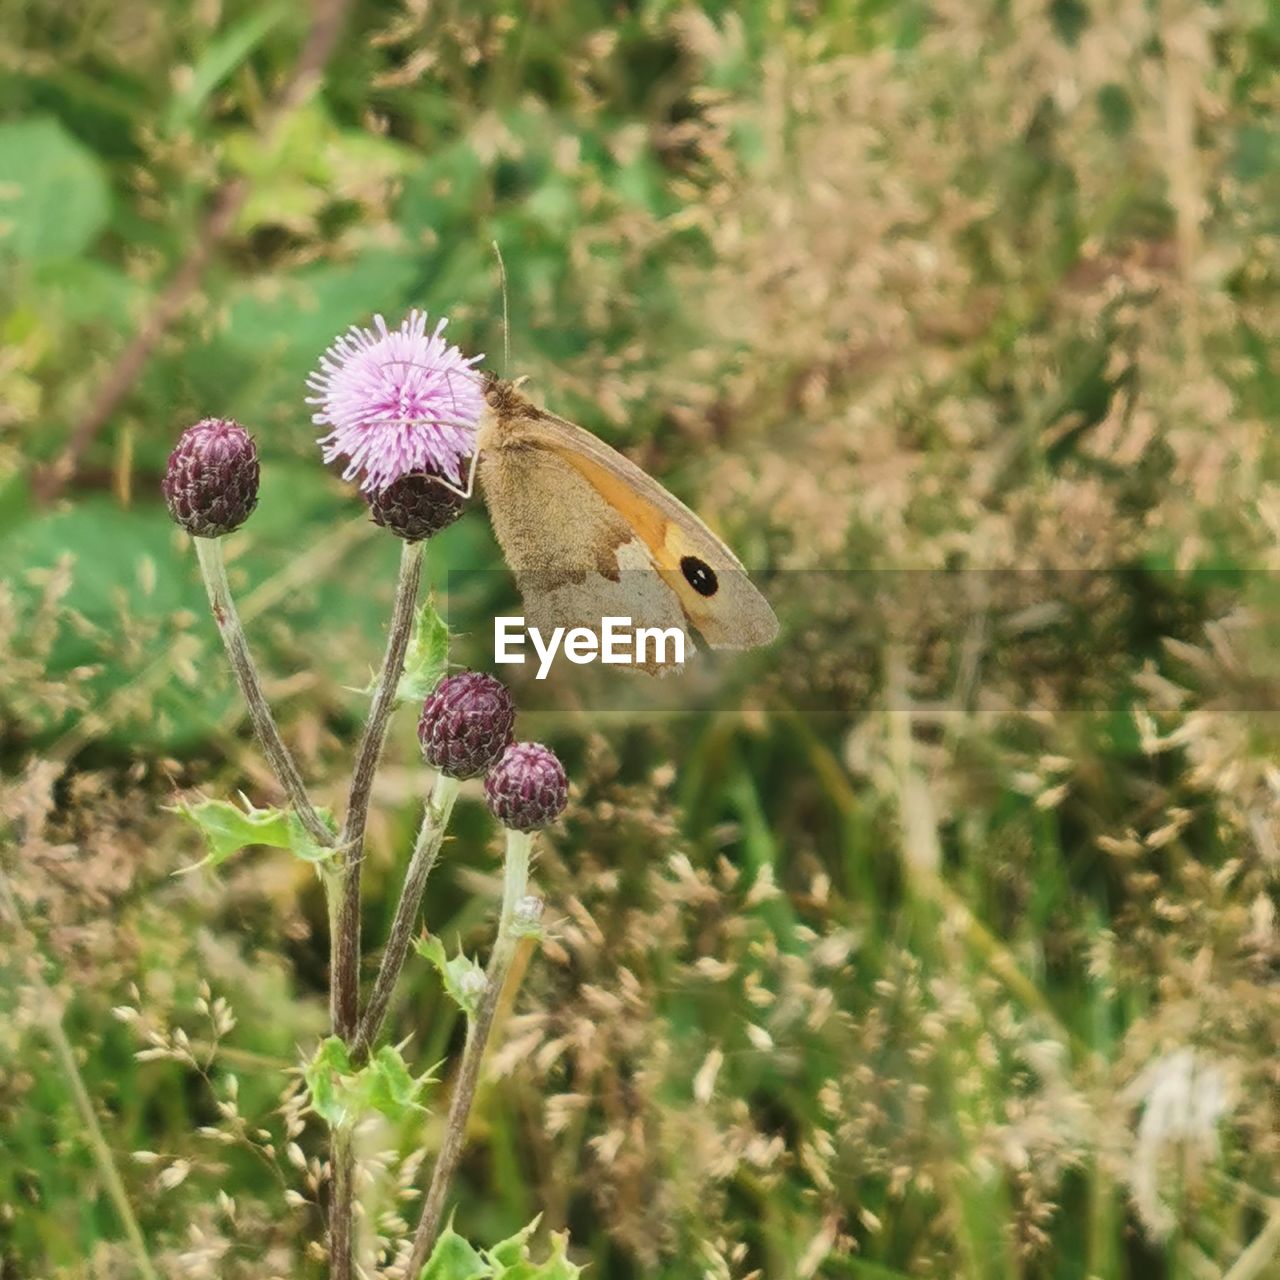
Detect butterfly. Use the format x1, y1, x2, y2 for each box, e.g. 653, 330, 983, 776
472, 374, 777, 673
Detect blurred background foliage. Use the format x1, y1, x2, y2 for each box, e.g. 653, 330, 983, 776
2, 0, 1280, 1276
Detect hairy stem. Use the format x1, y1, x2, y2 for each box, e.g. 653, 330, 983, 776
333, 539, 424, 1038
329, 540, 423, 1280
329, 1123, 355, 1280
0, 874, 160, 1280
355, 773, 461, 1062
406, 829, 534, 1273
194, 537, 334, 850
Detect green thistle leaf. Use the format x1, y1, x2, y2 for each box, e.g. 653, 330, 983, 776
414, 935, 487, 1017
173, 796, 291, 870
487, 1218, 539, 1269
303, 1039, 432, 1129
417, 1218, 582, 1280
396, 596, 451, 703
173, 797, 337, 871
303, 1036, 354, 1128
285, 809, 339, 865
362, 1045, 432, 1122
420, 1221, 489, 1280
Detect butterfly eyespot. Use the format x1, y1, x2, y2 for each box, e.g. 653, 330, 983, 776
680, 555, 718, 597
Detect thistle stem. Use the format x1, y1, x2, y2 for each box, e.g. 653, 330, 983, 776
406, 829, 534, 1274
329, 540, 423, 1280
333, 539, 424, 1038
193, 536, 334, 850
355, 772, 460, 1062
329, 1123, 355, 1280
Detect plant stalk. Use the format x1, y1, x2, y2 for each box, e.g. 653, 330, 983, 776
406, 829, 534, 1274
193, 536, 334, 850
333, 539, 424, 1038
329, 540, 423, 1280
355, 772, 460, 1061
329, 1123, 355, 1280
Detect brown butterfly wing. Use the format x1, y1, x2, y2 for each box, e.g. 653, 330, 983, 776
476, 400, 689, 672
479, 386, 778, 651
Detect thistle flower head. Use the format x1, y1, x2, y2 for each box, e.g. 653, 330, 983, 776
418, 671, 516, 780
484, 742, 568, 831
307, 310, 484, 494
162, 418, 260, 538
366, 471, 465, 543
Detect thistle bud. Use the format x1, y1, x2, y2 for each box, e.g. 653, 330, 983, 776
457, 968, 488, 1005
418, 672, 516, 779
162, 418, 260, 538
511, 894, 545, 938
365, 472, 464, 543
484, 742, 568, 831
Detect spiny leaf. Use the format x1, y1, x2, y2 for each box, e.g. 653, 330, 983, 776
487, 1218, 539, 1269
362, 1045, 433, 1122
488, 1218, 581, 1279
420, 1221, 489, 1280
173, 796, 292, 870
286, 809, 339, 866
396, 596, 451, 703
173, 796, 337, 871
414, 935, 487, 1017
304, 1036, 354, 1128
418, 1218, 583, 1280
523, 1233, 581, 1280
304, 1039, 432, 1129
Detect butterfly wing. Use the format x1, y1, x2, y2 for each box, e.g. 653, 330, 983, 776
479, 391, 778, 652
477, 405, 690, 673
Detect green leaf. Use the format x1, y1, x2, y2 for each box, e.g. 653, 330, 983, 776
174, 796, 292, 870
304, 1036, 354, 1128
420, 1222, 489, 1280
487, 1219, 539, 1269
414, 935, 487, 1017
173, 797, 336, 871
360, 1045, 433, 1123
486, 1219, 581, 1279
533, 1234, 581, 1280
419, 1219, 581, 1280
396, 597, 451, 703
286, 809, 339, 866
304, 1039, 432, 1129
0, 117, 110, 262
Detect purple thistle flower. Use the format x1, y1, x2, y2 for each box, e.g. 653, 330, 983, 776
419, 671, 516, 780
484, 742, 568, 831
307, 310, 485, 493
162, 418, 259, 538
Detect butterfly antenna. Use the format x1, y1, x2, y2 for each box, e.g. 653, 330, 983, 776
492, 238, 510, 376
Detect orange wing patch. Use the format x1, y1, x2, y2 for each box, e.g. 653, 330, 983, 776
551, 445, 677, 568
